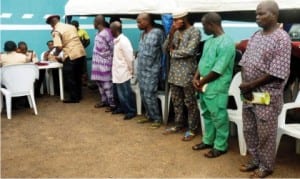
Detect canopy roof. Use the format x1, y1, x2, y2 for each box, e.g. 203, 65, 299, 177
65, 0, 300, 22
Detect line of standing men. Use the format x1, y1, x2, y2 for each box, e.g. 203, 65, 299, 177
45, 0, 291, 177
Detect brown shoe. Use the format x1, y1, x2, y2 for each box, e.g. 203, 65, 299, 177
250, 168, 273, 178
240, 160, 259, 172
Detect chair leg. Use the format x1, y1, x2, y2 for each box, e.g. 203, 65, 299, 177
27, 95, 33, 108
296, 139, 300, 154
6, 96, 12, 120
159, 96, 166, 124
29, 92, 38, 115
275, 131, 283, 155
135, 88, 142, 115
236, 121, 247, 156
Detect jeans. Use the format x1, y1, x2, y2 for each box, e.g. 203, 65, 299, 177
116, 79, 136, 116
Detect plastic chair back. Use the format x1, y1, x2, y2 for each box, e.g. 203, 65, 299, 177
228, 72, 242, 114
1, 64, 39, 96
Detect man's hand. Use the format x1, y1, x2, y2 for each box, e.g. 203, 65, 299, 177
239, 82, 254, 101
192, 79, 203, 92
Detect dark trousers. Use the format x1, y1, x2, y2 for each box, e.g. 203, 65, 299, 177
63, 56, 85, 101
116, 80, 136, 116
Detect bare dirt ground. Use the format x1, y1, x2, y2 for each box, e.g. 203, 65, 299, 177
1, 87, 300, 178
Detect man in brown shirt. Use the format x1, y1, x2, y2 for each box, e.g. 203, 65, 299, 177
46, 15, 86, 103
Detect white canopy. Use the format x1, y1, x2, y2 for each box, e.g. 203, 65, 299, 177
65, 0, 300, 22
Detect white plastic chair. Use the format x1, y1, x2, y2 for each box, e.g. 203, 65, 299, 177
227, 72, 247, 156
131, 81, 171, 123
0, 64, 39, 119
276, 91, 300, 155
131, 82, 142, 115
157, 90, 171, 124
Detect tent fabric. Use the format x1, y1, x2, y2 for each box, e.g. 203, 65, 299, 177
65, 0, 300, 22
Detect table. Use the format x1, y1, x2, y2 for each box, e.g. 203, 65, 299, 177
37, 61, 64, 100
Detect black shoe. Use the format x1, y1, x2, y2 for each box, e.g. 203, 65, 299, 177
112, 109, 123, 114
204, 148, 227, 158
63, 99, 79, 103
124, 114, 136, 120
192, 143, 213, 150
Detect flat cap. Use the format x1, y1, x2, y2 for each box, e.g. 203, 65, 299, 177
46, 15, 60, 24
172, 10, 188, 19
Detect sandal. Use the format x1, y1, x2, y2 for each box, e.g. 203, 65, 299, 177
250, 168, 273, 178
182, 131, 196, 141
240, 160, 259, 172
94, 102, 108, 108
192, 143, 213, 150
163, 126, 182, 135
204, 148, 227, 158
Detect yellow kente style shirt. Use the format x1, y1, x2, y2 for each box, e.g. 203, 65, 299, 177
78, 29, 90, 41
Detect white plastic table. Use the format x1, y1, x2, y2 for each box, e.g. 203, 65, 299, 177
37, 62, 64, 100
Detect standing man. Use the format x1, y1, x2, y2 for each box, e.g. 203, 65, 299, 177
71, 20, 90, 87
91, 15, 115, 111
192, 12, 235, 157
239, 1, 291, 178
163, 11, 200, 141
136, 13, 165, 128
110, 21, 137, 120
46, 15, 86, 103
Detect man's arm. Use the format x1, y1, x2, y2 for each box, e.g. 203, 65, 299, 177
239, 72, 281, 100
171, 28, 200, 59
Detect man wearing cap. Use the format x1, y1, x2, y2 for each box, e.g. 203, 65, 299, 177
192, 12, 235, 158
46, 15, 86, 103
163, 10, 200, 141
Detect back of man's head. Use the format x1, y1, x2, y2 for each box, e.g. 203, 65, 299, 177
4, 41, 17, 52
202, 12, 222, 26
71, 20, 79, 28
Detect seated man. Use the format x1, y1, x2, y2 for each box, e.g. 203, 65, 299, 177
38, 40, 63, 96
17, 41, 38, 63
1, 41, 28, 66
0, 40, 30, 108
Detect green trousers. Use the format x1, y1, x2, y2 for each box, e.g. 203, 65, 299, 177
199, 93, 229, 151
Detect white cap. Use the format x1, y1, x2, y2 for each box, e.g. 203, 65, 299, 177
172, 9, 188, 19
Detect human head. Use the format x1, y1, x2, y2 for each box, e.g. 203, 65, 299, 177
46, 15, 60, 28
4, 41, 17, 52
172, 10, 189, 30
71, 20, 79, 30
256, 0, 279, 29
136, 13, 154, 30
110, 21, 122, 38
201, 12, 222, 36
94, 15, 108, 30
46, 40, 54, 50
17, 41, 28, 54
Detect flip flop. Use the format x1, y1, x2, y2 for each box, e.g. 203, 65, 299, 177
182, 131, 195, 141
162, 126, 182, 135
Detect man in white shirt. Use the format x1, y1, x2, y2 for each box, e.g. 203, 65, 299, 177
110, 21, 136, 120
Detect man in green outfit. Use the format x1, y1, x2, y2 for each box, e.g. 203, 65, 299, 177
192, 12, 235, 158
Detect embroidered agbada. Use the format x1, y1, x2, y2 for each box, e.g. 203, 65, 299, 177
164, 26, 201, 131
91, 28, 114, 82
239, 28, 291, 171
136, 28, 165, 121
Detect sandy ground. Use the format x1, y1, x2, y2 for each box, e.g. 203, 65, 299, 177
1, 87, 300, 178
